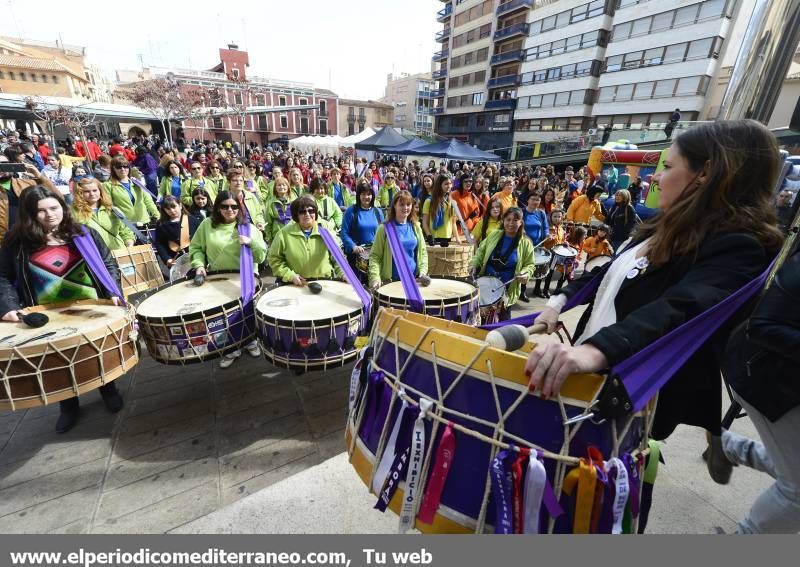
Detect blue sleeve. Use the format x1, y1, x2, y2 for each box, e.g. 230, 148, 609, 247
377, 208, 385, 222
540, 211, 549, 243
341, 206, 356, 253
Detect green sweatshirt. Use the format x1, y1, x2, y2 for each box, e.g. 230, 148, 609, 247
473, 229, 535, 307
104, 179, 159, 224
376, 183, 400, 208
368, 222, 428, 287
326, 182, 355, 209
181, 177, 218, 206
268, 221, 344, 282
72, 207, 135, 251
313, 194, 343, 230
188, 217, 267, 271
264, 196, 295, 243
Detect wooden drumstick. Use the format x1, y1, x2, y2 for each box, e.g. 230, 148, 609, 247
485, 322, 549, 351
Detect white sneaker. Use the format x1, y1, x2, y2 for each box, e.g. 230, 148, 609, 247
219, 350, 241, 369
245, 342, 262, 357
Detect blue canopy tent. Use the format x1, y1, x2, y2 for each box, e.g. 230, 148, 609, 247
404, 138, 501, 162
375, 138, 430, 154
354, 126, 409, 151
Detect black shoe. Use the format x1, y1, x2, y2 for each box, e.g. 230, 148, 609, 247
541, 290, 550, 299
100, 383, 124, 413
702, 431, 735, 485
519, 293, 530, 303
55, 405, 80, 433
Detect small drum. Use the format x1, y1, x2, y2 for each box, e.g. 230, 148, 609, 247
347, 308, 655, 534
0, 300, 138, 411
169, 253, 193, 283
353, 246, 371, 275
256, 280, 367, 372
112, 245, 164, 298
477, 276, 505, 325
532, 246, 552, 280
552, 243, 578, 265
427, 240, 474, 279
136, 272, 260, 364
585, 254, 613, 273
375, 278, 479, 325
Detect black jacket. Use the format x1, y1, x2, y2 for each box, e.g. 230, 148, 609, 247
607, 203, 637, 248
154, 215, 201, 263
560, 232, 775, 439
0, 227, 120, 316
723, 243, 800, 421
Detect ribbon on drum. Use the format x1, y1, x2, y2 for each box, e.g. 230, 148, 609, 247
399, 398, 432, 533
319, 225, 372, 315
417, 422, 456, 524
384, 222, 423, 313
489, 445, 516, 534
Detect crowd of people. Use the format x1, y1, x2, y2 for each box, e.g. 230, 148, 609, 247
0, 121, 798, 534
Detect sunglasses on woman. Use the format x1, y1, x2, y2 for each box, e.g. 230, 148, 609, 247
220, 204, 239, 211
299, 207, 316, 215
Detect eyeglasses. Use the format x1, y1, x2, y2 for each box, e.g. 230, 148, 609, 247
220, 204, 240, 211
210, 166, 220, 170
299, 208, 316, 215
116, 164, 130, 169
191, 167, 202, 171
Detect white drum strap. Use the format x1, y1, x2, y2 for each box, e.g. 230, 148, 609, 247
372, 394, 408, 494
522, 452, 546, 534
604, 457, 629, 534
399, 398, 432, 533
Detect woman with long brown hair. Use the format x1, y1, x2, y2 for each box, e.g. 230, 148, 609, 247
71, 178, 135, 251
526, 120, 784, 462
421, 174, 457, 246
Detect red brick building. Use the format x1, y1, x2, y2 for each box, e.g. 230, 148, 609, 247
127, 44, 339, 145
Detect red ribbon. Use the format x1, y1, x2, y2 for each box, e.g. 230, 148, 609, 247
418, 422, 456, 524
511, 447, 530, 534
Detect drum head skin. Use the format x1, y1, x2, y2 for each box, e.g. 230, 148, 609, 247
0, 303, 123, 349
552, 244, 578, 259
585, 255, 613, 272
137, 273, 243, 318
477, 276, 504, 306
533, 246, 552, 265
378, 279, 476, 301
256, 280, 362, 321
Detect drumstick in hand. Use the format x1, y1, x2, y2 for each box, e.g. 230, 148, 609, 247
485, 322, 548, 351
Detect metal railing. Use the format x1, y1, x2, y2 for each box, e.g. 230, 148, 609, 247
435, 28, 452, 42
487, 74, 520, 88
432, 68, 448, 80
497, 0, 533, 17
493, 22, 529, 41
432, 49, 449, 62
485, 98, 517, 110
490, 49, 525, 66
437, 4, 453, 21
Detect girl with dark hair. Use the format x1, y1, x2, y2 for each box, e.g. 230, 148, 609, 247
187, 188, 213, 226
421, 174, 457, 246
71, 178, 135, 251
471, 197, 503, 246
540, 187, 557, 216
157, 160, 185, 201
0, 185, 124, 432
473, 207, 535, 317
527, 120, 784, 460
341, 181, 385, 277
565, 183, 605, 224
189, 191, 267, 369
419, 173, 434, 203
368, 190, 428, 290
268, 195, 343, 285
154, 195, 200, 267
181, 160, 217, 206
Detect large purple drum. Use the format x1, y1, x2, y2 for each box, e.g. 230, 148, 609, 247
255, 280, 367, 372
347, 308, 654, 534
374, 278, 479, 325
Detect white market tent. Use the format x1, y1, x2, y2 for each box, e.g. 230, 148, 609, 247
339, 127, 376, 148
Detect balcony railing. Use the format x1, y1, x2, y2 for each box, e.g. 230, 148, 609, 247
435, 28, 452, 42
485, 98, 518, 110
487, 74, 520, 88
490, 49, 525, 66
436, 3, 452, 22
431, 68, 448, 80
431, 107, 445, 115
432, 49, 449, 62
497, 0, 533, 17
429, 88, 445, 98
493, 22, 529, 41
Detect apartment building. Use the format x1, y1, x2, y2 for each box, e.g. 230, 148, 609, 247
337, 99, 394, 136
382, 72, 436, 135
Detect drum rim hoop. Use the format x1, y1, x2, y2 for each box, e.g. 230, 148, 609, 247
256, 278, 364, 325
375, 276, 478, 307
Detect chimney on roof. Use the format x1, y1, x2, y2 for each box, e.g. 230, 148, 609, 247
228, 43, 238, 50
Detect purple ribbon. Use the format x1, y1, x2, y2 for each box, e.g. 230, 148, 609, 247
238, 222, 255, 304
622, 453, 640, 519
490, 446, 516, 534
318, 225, 372, 313
384, 222, 423, 313
131, 176, 157, 199
275, 200, 291, 226
374, 406, 417, 512
72, 227, 124, 303
360, 371, 387, 442
538, 449, 564, 522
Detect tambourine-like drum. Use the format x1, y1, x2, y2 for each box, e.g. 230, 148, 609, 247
427, 241, 474, 279
476, 276, 505, 325
0, 300, 138, 411
585, 254, 613, 273
375, 278, 479, 325
533, 246, 552, 280
347, 309, 655, 534
256, 280, 367, 372
112, 245, 164, 298
552, 243, 578, 265
136, 272, 259, 364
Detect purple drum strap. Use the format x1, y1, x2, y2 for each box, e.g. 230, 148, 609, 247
131, 177, 157, 199
73, 227, 124, 303
489, 446, 515, 534
622, 453, 641, 520
319, 225, 372, 312
238, 222, 255, 304
384, 222, 423, 313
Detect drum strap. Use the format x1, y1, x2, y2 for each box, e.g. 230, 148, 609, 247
238, 222, 255, 304
72, 226, 124, 302
319, 225, 372, 312
110, 207, 148, 243
384, 222, 423, 313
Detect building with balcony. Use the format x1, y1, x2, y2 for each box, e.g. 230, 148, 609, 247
382, 72, 436, 135
117, 44, 339, 144
337, 98, 393, 137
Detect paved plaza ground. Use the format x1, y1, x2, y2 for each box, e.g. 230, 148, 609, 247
0, 281, 771, 534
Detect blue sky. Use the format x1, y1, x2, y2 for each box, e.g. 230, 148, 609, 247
1, 0, 441, 99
